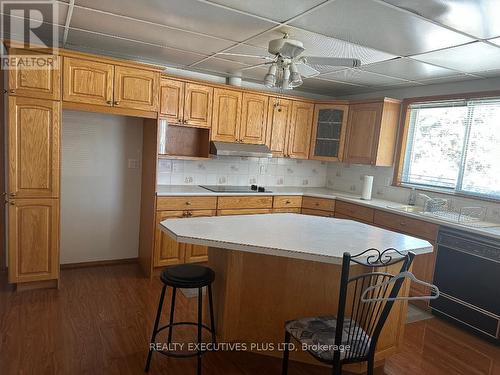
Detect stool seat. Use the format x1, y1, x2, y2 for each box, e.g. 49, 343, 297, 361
161, 264, 215, 288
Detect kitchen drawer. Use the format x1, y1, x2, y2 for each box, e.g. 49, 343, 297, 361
335, 201, 374, 223
217, 196, 273, 209
217, 208, 272, 216
301, 208, 334, 217
273, 196, 302, 208
374, 210, 438, 241
302, 197, 335, 212
273, 208, 301, 214
156, 196, 217, 211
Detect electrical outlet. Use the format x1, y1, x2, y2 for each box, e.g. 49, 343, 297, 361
259, 165, 266, 175
158, 159, 172, 172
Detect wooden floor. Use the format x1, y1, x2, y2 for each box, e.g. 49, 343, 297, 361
0, 263, 498, 375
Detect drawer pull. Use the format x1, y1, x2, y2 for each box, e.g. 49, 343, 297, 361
285, 200, 291, 204
185, 201, 192, 206
400, 221, 407, 226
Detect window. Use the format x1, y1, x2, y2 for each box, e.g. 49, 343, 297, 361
401, 97, 500, 199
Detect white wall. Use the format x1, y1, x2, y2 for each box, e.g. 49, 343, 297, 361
60, 111, 143, 264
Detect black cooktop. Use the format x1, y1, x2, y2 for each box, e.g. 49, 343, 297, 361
199, 185, 271, 193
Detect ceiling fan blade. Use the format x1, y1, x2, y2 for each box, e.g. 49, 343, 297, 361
216, 52, 275, 61
303, 56, 361, 67
279, 42, 305, 59
295, 63, 320, 78
239, 62, 273, 72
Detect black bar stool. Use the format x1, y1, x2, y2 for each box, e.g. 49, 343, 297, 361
145, 264, 216, 375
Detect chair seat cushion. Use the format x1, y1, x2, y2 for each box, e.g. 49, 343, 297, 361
285, 315, 371, 362
161, 264, 215, 288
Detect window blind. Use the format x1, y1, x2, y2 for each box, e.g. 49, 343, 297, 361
401, 97, 500, 199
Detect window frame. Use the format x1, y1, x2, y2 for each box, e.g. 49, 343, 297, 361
393, 90, 500, 203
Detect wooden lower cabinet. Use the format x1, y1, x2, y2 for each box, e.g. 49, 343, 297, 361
335, 201, 374, 223
8, 198, 60, 283
153, 209, 214, 267
301, 208, 334, 217
218, 208, 272, 216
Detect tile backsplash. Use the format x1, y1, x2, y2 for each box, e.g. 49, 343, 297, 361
326, 162, 500, 223
157, 157, 327, 187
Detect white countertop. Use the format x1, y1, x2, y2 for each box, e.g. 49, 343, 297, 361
160, 213, 433, 265
156, 185, 500, 240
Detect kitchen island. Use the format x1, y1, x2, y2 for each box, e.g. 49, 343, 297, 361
160, 213, 433, 372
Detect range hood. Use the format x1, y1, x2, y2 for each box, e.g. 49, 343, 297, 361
210, 141, 273, 158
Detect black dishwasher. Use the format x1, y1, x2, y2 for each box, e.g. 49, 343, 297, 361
431, 227, 500, 343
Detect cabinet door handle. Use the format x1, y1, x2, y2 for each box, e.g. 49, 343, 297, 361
400, 221, 407, 226
9, 192, 16, 197
187, 211, 193, 217
9, 89, 15, 94
114, 101, 120, 105
9, 200, 15, 205
106, 100, 112, 105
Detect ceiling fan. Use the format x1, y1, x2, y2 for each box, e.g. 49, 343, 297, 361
218, 33, 361, 91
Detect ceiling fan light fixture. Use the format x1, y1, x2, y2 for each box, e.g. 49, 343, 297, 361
282, 66, 291, 90
264, 64, 277, 88
289, 62, 303, 88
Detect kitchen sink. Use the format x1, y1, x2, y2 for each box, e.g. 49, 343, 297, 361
386, 205, 424, 213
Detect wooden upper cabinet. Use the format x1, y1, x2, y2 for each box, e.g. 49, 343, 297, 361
8, 198, 59, 283
159, 78, 184, 123
8, 50, 61, 100
344, 98, 401, 166
240, 93, 268, 144
211, 88, 242, 142
309, 104, 349, 161
267, 97, 292, 157
63, 57, 113, 106
113, 65, 159, 112
184, 83, 213, 128
8, 97, 60, 198
288, 100, 314, 159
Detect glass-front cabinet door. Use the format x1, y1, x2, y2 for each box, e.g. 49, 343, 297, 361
309, 104, 349, 161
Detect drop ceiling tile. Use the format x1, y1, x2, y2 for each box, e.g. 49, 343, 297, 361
363, 57, 458, 81
417, 74, 481, 85
320, 69, 409, 86
247, 26, 397, 66
66, 29, 206, 66
290, 0, 473, 56
489, 37, 500, 47
413, 42, 500, 73
70, 7, 235, 55
4, 24, 65, 47
0, 2, 68, 26
383, 0, 500, 39
73, 0, 278, 42
299, 77, 368, 96
192, 57, 249, 75
206, 0, 326, 22
473, 69, 500, 79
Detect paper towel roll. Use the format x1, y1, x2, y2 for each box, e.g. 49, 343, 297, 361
361, 175, 374, 200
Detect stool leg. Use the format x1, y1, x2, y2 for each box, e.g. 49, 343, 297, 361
207, 284, 216, 344
282, 330, 290, 375
167, 287, 177, 344
145, 285, 167, 372
197, 287, 203, 375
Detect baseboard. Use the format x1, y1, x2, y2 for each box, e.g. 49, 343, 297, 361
60, 257, 139, 269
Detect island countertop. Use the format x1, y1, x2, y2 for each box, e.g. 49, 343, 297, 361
160, 213, 433, 264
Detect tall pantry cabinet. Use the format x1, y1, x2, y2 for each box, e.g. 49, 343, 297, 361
5, 57, 62, 286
